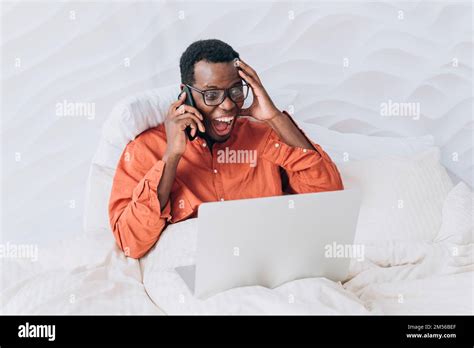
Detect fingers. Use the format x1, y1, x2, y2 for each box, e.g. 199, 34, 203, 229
235, 59, 262, 84
184, 118, 198, 137
174, 103, 204, 122
176, 113, 206, 133
167, 93, 205, 136
169, 91, 187, 112
238, 69, 259, 88
236, 59, 265, 97
239, 69, 267, 99
181, 118, 199, 137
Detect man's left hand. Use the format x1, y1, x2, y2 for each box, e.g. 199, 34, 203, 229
236, 59, 282, 122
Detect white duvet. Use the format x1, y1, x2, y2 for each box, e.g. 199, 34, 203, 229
0, 234, 162, 314
140, 218, 473, 315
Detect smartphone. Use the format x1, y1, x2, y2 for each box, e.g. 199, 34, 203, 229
178, 85, 199, 141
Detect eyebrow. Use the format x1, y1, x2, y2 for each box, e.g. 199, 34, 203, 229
204, 80, 242, 89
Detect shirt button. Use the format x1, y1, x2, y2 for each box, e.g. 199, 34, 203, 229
213, 169, 218, 174
274, 143, 280, 148
303, 149, 307, 153
202, 143, 207, 147
220, 198, 225, 201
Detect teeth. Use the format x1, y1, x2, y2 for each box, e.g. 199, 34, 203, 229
215, 117, 234, 124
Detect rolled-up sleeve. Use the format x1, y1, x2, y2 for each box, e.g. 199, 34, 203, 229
260, 114, 344, 194
108, 141, 171, 259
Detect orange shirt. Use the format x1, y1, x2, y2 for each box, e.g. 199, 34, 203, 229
108, 113, 344, 258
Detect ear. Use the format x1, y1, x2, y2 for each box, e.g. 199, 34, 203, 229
180, 83, 185, 91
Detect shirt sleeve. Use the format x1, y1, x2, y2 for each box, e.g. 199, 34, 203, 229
108, 141, 171, 259
260, 111, 344, 194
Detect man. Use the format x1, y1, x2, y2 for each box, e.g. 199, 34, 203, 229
108, 39, 343, 259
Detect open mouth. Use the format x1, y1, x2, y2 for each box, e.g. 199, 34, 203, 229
211, 116, 235, 136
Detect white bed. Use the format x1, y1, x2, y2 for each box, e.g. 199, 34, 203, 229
2, 181, 472, 315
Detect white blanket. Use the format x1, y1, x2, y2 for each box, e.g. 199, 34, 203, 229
140, 219, 473, 315
2, 222, 471, 315
0, 234, 163, 314
345, 240, 473, 314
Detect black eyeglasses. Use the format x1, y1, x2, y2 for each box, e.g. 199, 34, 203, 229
186, 81, 250, 106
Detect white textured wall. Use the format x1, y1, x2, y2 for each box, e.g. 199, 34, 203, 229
1, 0, 472, 245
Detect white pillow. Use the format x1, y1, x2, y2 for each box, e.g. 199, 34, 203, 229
102, 86, 178, 147
340, 148, 453, 243
299, 121, 434, 163
435, 182, 473, 245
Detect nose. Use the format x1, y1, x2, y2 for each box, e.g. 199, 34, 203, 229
219, 94, 235, 112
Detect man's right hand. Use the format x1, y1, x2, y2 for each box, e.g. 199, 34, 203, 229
164, 92, 205, 157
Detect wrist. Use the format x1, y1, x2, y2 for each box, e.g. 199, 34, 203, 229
163, 148, 182, 163
266, 110, 285, 127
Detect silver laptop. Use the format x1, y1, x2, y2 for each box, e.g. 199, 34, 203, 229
175, 189, 361, 299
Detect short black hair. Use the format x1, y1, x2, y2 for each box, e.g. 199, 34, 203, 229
179, 39, 239, 85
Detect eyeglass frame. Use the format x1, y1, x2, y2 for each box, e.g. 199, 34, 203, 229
185, 81, 250, 106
